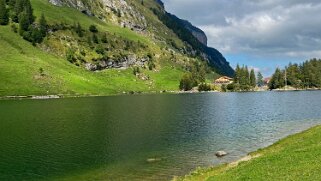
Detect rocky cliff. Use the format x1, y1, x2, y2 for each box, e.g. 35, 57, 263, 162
175, 17, 207, 46
49, 0, 147, 32
47, 0, 233, 76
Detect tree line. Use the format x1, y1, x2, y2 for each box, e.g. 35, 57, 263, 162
0, 0, 48, 44
269, 58, 321, 90
179, 61, 209, 91
179, 63, 266, 92
225, 65, 258, 91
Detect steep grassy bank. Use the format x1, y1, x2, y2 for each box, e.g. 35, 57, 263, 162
0, 0, 226, 97
0, 25, 184, 97
177, 125, 321, 181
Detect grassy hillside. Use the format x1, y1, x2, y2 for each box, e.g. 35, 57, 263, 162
176, 125, 321, 181
0, 0, 223, 97
0, 25, 184, 97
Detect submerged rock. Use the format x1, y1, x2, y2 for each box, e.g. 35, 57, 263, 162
215, 151, 228, 157
146, 158, 162, 163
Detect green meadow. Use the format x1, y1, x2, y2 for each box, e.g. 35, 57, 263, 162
0, 25, 184, 97
177, 125, 321, 181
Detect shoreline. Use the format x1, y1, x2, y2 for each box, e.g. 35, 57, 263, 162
175, 125, 321, 181
1, 88, 321, 100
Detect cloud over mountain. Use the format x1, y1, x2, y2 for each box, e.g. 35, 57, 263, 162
163, 0, 321, 61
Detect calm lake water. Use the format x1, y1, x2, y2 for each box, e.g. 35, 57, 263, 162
1, 91, 321, 180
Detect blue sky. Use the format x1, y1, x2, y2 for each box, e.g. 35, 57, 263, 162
162, 0, 321, 77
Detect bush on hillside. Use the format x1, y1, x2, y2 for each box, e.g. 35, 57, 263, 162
179, 73, 194, 91
89, 25, 98, 33
198, 83, 212, 92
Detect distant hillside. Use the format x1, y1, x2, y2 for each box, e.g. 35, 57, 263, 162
152, 9, 234, 76
0, 0, 230, 96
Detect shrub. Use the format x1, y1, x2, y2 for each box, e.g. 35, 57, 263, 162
148, 61, 156, 70
227, 83, 235, 91
92, 34, 99, 44
133, 67, 140, 75
179, 73, 194, 91
75, 22, 83, 37
39, 67, 45, 76
101, 33, 108, 43
11, 24, 17, 33
198, 83, 212, 92
95, 45, 105, 55
89, 25, 98, 33
66, 48, 76, 63
221, 84, 227, 92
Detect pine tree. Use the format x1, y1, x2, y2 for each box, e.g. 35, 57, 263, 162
257, 72, 264, 87
234, 64, 241, 84
7, 0, 16, 9
250, 69, 256, 88
269, 68, 284, 89
12, 0, 24, 22
24, 0, 34, 24
0, 0, 9, 25
39, 13, 47, 37
30, 26, 43, 44
19, 11, 30, 34
245, 66, 250, 85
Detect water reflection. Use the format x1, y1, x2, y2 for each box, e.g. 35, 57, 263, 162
1, 91, 321, 180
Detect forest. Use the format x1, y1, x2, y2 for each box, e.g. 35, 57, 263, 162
269, 58, 321, 90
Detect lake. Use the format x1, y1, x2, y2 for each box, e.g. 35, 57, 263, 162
1, 91, 321, 180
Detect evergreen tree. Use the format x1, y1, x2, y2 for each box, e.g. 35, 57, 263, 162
245, 66, 250, 84
257, 72, 264, 87
39, 13, 47, 37
12, 0, 24, 22
234, 64, 241, 84
18, 11, 30, 34
269, 68, 284, 89
250, 69, 256, 87
30, 26, 43, 44
24, 0, 34, 24
7, 0, 16, 9
0, 0, 9, 25
286, 63, 301, 88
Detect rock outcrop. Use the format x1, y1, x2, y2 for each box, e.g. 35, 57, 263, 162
47, 0, 234, 76
84, 55, 149, 71
181, 20, 207, 46
48, 0, 147, 32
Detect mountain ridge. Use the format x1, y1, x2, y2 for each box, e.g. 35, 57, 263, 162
46, 0, 233, 76
0, 0, 232, 97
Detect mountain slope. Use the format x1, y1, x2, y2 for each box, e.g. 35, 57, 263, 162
0, 25, 183, 96
0, 0, 230, 97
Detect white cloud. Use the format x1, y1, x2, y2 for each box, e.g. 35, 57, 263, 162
162, 0, 321, 61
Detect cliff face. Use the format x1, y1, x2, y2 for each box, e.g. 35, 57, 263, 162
49, 0, 147, 32
156, 11, 234, 76
47, 0, 233, 76
177, 19, 207, 46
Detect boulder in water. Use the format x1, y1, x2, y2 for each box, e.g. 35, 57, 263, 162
215, 151, 228, 157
